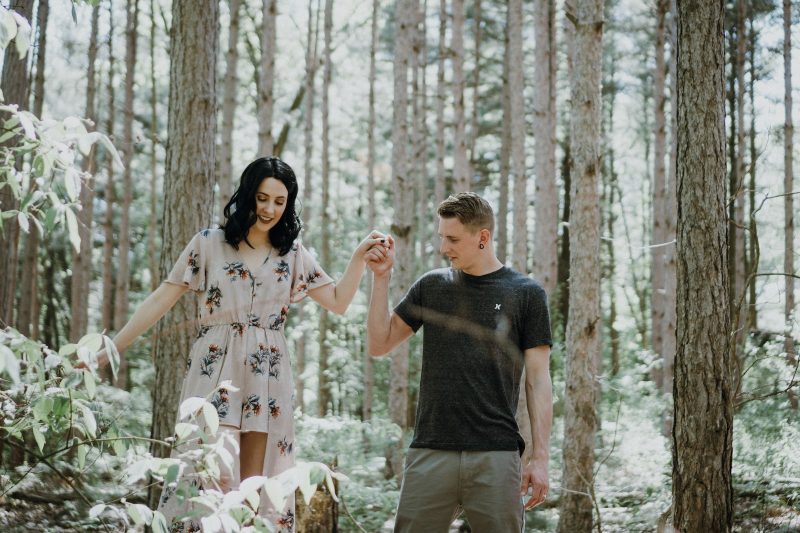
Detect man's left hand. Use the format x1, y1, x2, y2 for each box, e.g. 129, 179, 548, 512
520, 459, 549, 510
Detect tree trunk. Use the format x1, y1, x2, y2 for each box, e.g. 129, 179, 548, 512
148, 0, 218, 509
317, 0, 333, 417
390, 0, 414, 478
114, 0, 140, 390
148, 0, 159, 292
450, 0, 469, 192
17, 0, 48, 337
783, 0, 796, 406
497, 18, 510, 264
434, 0, 446, 259
0, 0, 35, 328
532, 0, 557, 295
467, 0, 481, 165
70, 2, 98, 342
296, 0, 320, 415
557, 0, 603, 530
102, 0, 118, 335
662, 0, 678, 434
732, 0, 747, 354
746, 12, 757, 331
363, 0, 380, 422
651, 0, 668, 387
508, 0, 526, 274
672, 1, 733, 531
258, 0, 276, 155
219, 0, 242, 213
556, 141, 572, 329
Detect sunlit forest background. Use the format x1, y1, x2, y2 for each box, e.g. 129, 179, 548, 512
0, 0, 799, 531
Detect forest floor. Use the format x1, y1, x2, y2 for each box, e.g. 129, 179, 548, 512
1, 483, 798, 532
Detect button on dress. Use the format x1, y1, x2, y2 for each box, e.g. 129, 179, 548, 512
157, 228, 333, 532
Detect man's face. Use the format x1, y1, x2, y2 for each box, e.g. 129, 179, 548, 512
438, 216, 482, 270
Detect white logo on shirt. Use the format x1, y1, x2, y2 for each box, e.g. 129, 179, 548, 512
495, 304, 501, 310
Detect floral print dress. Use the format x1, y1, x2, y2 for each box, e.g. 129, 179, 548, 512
157, 229, 333, 532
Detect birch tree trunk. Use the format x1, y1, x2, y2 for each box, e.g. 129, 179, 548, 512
317, 0, 333, 416
219, 0, 242, 213
508, 0, 527, 274
450, 0, 469, 191
390, 0, 414, 477
0, 0, 35, 327
672, 1, 733, 530
532, 0, 557, 295
102, 0, 118, 335
114, 0, 140, 390
258, 0, 276, 155
557, 0, 603, 530
363, 0, 380, 422
70, 2, 98, 342
651, 0, 668, 386
17, 0, 48, 337
148, 0, 218, 508
783, 0, 796, 402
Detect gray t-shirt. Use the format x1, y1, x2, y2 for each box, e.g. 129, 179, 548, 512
395, 266, 552, 454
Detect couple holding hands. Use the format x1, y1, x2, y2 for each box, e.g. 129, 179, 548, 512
103, 156, 553, 532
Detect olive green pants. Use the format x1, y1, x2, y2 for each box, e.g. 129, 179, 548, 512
393, 448, 524, 533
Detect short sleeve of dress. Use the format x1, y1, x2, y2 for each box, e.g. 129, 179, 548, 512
165, 231, 207, 292
290, 242, 334, 303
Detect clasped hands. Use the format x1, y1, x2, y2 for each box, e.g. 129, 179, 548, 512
362, 231, 395, 276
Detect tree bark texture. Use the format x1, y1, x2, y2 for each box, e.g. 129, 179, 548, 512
148, 0, 159, 292
148, 0, 218, 508
467, 0, 481, 165
450, 0, 469, 192
558, 0, 603, 531
672, 1, 733, 531
317, 0, 333, 416
258, 0, 276, 155
102, 0, 118, 335
651, 0, 668, 386
0, 0, 35, 328
497, 16, 510, 264
389, 0, 414, 476
732, 0, 747, 352
434, 0, 446, 263
783, 0, 795, 363
17, 0, 48, 337
114, 0, 140, 390
70, 2, 98, 342
219, 0, 242, 214
532, 0, 558, 295
508, 0, 527, 275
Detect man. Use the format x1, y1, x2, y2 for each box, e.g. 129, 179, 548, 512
365, 192, 553, 532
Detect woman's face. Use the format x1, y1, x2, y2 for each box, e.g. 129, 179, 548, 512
253, 177, 289, 234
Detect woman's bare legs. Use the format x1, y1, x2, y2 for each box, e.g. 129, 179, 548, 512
240, 431, 268, 480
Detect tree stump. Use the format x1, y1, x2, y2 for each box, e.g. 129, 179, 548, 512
295, 480, 338, 533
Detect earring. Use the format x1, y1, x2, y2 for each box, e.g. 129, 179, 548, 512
479, 243, 485, 250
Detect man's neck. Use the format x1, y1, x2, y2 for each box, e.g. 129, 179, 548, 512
461, 255, 504, 276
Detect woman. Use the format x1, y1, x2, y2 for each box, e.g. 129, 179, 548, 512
96, 157, 387, 531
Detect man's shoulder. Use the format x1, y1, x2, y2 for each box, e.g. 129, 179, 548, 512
500, 268, 548, 298
416, 267, 455, 286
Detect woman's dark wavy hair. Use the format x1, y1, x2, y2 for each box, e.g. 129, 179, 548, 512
221, 157, 302, 256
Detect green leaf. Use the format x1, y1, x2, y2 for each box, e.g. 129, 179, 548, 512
16, 212, 28, 233
63, 167, 80, 202
0, 344, 20, 384
165, 463, 179, 485
33, 397, 52, 422
59, 343, 78, 356
79, 404, 96, 438
61, 370, 83, 389
104, 336, 120, 379
151, 511, 169, 533
0, 10, 17, 52
127, 503, 153, 526
202, 402, 219, 435
113, 438, 126, 456
78, 444, 87, 469
83, 369, 96, 399
65, 208, 80, 252
0, 128, 17, 144
32, 426, 45, 452
174, 422, 195, 442
78, 333, 103, 353
43, 207, 58, 231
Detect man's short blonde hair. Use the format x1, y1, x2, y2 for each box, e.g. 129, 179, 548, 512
437, 192, 495, 233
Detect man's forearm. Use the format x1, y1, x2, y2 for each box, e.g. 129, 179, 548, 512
367, 272, 392, 355
526, 372, 553, 463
